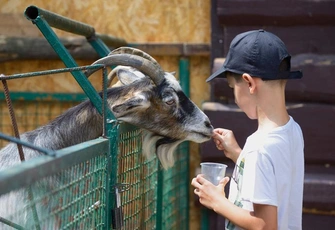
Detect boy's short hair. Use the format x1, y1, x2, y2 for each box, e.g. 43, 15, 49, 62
206, 30, 303, 82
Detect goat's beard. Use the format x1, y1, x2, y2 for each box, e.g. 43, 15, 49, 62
142, 131, 183, 169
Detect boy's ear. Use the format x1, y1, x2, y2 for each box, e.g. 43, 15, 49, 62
242, 73, 256, 94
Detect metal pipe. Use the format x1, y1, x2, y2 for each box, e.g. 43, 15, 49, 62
0, 92, 87, 102
178, 57, 191, 230
24, 5, 127, 47
155, 162, 164, 230
0, 65, 103, 81
0, 138, 109, 195
179, 57, 190, 97
25, 5, 95, 38
0, 216, 24, 230
0, 132, 55, 156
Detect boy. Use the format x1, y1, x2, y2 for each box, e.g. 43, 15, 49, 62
191, 30, 304, 230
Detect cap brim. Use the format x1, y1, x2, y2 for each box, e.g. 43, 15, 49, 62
206, 66, 227, 82
288, 70, 303, 79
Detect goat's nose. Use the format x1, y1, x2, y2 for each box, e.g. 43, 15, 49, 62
204, 120, 213, 129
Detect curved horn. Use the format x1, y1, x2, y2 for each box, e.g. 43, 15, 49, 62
85, 47, 165, 86
110, 47, 159, 64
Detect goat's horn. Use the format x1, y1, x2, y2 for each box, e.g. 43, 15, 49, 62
85, 47, 165, 86
110, 47, 159, 64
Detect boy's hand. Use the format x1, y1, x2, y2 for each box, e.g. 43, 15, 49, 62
212, 128, 241, 162
192, 174, 230, 211
212, 128, 242, 163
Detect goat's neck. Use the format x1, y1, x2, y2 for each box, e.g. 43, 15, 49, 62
25, 86, 134, 150
29, 100, 104, 150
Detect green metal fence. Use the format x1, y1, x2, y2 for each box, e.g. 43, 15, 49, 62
0, 112, 189, 229
0, 5, 190, 230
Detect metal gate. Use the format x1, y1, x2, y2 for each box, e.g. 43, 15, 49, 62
0, 5, 190, 230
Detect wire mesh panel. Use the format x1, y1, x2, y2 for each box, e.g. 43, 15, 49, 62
117, 129, 189, 230
117, 128, 158, 230
161, 143, 189, 230
0, 139, 110, 230
0, 99, 190, 229
0, 99, 78, 149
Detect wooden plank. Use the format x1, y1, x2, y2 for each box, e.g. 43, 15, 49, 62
0, 36, 210, 62
216, 26, 335, 56
131, 43, 210, 56
287, 54, 335, 104
210, 0, 225, 65
304, 173, 335, 211
302, 213, 335, 230
216, 0, 335, 26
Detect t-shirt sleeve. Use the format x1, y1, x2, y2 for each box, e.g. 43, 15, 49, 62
241, 150, 278, 207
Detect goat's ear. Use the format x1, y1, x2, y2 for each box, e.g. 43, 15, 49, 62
169, 71, 176, 76
112, 94, 149, 114
117, 68, 145, 85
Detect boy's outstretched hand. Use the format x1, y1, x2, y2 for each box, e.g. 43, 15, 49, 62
212, 128, 242, 163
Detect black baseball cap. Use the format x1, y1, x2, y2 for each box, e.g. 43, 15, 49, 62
206, 29, 303, 82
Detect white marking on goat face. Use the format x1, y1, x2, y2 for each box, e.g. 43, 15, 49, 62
164, 72, 182, 91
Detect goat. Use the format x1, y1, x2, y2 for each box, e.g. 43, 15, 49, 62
0, 47, 213, 229
0, 47, 213, 169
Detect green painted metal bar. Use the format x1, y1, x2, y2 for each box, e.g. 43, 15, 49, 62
106, 121, 120, 229
0, 138, 109, 195
0, 217, 24, 230
24, 12, 105, 116
155, 164, 164, 230
0, 65, 102, 81
0, 92, 87, 102
179, 57, 191, 230
0, 132, 55, 156
88, 35, 113, 58
179, 57, 190, 97
201, 208, 210, 230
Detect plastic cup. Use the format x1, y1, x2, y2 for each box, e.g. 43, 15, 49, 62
200, 162, 227, 185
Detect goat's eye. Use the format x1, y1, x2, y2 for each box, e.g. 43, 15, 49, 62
165, 99, 175, 105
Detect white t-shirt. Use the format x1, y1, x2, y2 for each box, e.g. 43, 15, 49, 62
226, 116, 304, 230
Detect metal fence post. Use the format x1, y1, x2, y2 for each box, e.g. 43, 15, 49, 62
179, 57, 190, 230
106, 121, 119, 229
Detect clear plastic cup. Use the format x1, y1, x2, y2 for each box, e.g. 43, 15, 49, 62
200, 162, 227, 185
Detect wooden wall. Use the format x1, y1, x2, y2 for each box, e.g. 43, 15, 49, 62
0, 1, 212, 229
202, 0, 335, 229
